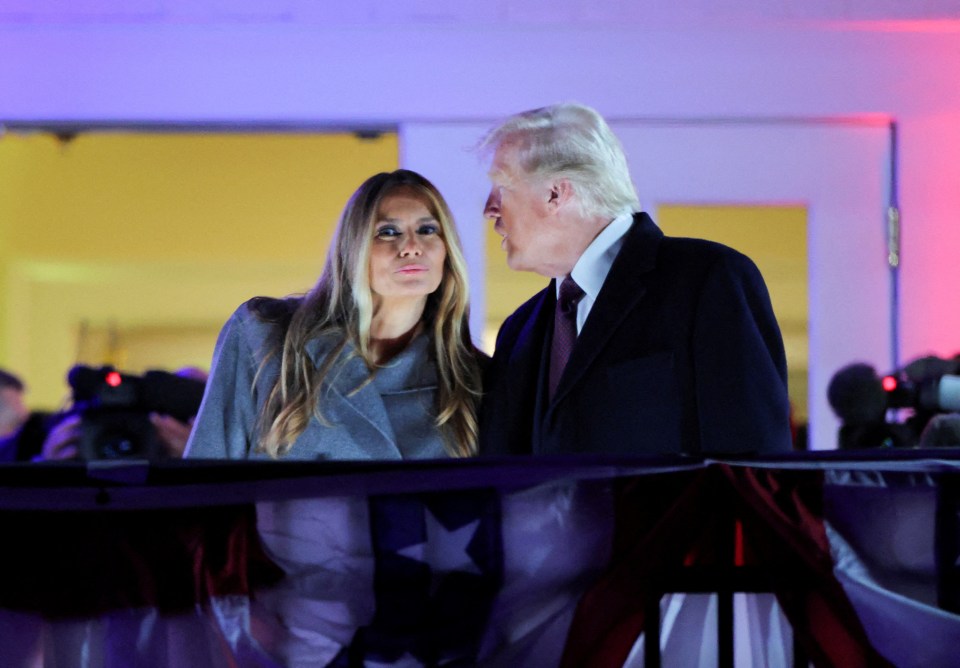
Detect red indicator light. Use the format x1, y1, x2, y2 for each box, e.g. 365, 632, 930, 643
106, 371, 122, 387
881, 375, 898, 392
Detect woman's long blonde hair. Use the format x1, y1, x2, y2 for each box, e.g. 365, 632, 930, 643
253, 169, 480, 458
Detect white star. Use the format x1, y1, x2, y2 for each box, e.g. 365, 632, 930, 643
397, 509, 483, 577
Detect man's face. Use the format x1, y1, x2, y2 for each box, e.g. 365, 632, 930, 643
0, 387, 28, 438
483, 144, 561, 277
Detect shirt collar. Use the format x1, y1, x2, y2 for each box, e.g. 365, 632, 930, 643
559, 208, 635, 301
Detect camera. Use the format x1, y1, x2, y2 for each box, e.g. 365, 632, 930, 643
827, 355, 960, 449
67, 365, 206, 460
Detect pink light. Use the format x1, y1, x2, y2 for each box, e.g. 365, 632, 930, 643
822, 20, 960, 34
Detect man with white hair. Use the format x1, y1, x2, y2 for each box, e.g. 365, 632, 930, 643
0, 369, 28, 439
478, 103, 792, 456
0, 369, 30, 461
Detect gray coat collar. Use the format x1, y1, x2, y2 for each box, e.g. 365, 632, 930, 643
303, 332, 436, 458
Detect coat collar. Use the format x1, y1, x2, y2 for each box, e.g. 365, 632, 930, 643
550, 212, 662, 406
303, 332, 400, 457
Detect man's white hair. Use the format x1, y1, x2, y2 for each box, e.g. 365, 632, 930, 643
480, 103, 640, 219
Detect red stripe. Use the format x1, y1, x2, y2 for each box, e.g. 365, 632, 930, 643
560, 466, 893, 667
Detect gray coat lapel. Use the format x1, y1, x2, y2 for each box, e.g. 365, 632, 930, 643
305, 335, 400, 458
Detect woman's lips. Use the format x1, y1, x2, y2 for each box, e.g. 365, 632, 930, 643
396, 264, 428, 274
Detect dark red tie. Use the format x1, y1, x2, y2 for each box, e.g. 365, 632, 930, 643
549, 276, 585, 401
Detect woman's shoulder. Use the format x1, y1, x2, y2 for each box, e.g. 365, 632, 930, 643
217, 296, 304, 352
242, 295, 303, 323
225, 296, 302, 332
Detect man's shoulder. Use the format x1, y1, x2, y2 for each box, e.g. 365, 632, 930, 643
491, 285, 550, 355
502, 286, 549, 329
658, 235, 760, 274
661, 234, 741, 257
512, 286, 550, 318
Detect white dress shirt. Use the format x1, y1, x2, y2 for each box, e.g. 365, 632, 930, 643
557, 209, 636, 334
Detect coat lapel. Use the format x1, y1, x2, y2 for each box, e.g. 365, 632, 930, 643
509, 287, 553, 394
551, 213, 663, 406
498, 287, 553, 448
305, 335, 400, 458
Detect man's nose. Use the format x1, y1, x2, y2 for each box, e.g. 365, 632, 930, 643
483, 191, 500, 219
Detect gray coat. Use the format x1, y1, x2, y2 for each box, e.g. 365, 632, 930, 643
185, 299, 447, 460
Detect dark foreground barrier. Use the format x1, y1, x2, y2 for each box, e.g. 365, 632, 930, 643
0, 451, 957, 667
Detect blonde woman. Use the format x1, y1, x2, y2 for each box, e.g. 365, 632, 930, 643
185, 170, 482, 460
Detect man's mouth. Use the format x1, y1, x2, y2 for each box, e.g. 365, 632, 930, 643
495, 223, 508, 250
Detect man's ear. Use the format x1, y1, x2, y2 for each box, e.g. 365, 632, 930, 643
547, 179, 574, 210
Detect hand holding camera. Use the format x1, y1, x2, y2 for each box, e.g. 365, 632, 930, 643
36, 365, 206, 461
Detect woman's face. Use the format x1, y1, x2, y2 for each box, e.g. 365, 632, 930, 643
368, 188, 447, 305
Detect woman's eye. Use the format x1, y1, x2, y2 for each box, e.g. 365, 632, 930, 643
376, 226, 400, 238
418, 224, 440, 236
